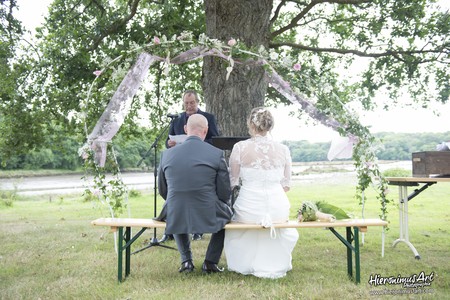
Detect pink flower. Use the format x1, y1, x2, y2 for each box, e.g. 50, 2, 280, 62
293, 63, 301, 71
153, 36, 161, 45
228, 38, 237, 47
93, 70, 102, 77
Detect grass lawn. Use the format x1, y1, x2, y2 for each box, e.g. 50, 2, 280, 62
1, 174, 449, 299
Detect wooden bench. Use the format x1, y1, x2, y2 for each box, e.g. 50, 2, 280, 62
91, 218, 387, 284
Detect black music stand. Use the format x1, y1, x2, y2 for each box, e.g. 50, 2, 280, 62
212, 136, 249, 150
132, 117, 177, 254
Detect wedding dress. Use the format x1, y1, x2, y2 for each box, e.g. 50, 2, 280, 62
224, 135, 299, 279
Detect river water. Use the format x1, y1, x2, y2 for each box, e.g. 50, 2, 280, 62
0, 161, 411, 196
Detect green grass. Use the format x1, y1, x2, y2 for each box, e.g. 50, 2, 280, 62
1, 177, 449, 300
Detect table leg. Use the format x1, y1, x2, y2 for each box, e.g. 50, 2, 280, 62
392, 186, 421, 259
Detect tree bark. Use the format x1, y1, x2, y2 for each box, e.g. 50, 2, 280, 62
202, 0, 273, 137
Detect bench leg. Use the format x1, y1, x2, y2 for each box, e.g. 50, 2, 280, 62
116, 227, 150, 283
117, 226, 132, 282
346, 227, 353, 279
330, 227, 361, 284
345, 227, 361, 283
118, 227, 123, 282
125, 227, 131, 277
353, 227, 360, 284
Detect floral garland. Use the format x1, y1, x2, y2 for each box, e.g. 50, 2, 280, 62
78, 142, 128, 217
79, 31, 392, 220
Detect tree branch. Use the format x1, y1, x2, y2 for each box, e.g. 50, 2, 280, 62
271, 0, 372, 38
88, 0, 142, 51
270, 0, 287, 28
270, 41, 450, 63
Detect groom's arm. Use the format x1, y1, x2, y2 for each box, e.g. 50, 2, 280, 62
215, 154, 231, 204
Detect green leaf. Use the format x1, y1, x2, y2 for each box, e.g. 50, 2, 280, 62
315, 201, 351, 220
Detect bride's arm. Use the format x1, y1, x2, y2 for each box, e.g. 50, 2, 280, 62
281, 145, 292, 192
229, 143, 241, 188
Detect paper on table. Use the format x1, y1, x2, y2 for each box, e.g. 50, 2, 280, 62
169, 134, 188, 144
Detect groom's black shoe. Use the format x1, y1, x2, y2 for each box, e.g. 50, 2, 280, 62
159, 234, 174, 243
202, 261, 224, 274
179, 260, 195, 273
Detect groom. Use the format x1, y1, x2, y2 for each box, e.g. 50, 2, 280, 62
156, 114, 232, 273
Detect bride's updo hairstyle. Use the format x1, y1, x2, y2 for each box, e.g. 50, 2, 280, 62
247, 107, 274, 135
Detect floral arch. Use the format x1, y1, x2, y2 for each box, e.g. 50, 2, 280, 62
80, 32, 391, 221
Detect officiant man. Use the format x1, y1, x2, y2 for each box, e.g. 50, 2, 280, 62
161, 90, 220, 242
165, 90, 219, 148
156, 114, 232, 274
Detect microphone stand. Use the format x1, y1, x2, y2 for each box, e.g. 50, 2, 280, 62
132, 116, 177, 254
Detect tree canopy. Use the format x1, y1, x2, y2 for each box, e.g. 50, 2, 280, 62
4, 0, 450, 219
1, 0, 448, 162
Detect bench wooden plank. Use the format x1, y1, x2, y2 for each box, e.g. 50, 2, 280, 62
91, 217, 387, 229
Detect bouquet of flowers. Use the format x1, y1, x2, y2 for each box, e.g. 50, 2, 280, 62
297, 201, 351, 222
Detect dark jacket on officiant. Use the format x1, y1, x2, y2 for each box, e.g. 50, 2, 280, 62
165, 90, 219, 148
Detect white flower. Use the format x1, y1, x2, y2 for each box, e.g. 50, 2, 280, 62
198, 33, 208, 44
78, 144, 91, 160
258, 45, 267, 56
269, 50, 278, 60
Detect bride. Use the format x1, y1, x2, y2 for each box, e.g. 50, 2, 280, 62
224, 107, 299, 279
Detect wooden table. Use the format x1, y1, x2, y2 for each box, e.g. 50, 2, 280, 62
386, 177, 450, 259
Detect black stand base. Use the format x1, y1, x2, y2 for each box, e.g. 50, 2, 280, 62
134, 117, 177, 256
132, 236, 176, 255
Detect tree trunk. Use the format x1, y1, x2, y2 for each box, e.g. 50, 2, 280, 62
202, 0, 273, 137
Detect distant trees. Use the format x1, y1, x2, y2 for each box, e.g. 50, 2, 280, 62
284, 140, 330, 162
1, 131, 448, 170
372, 132, 449, 160
0, 126, 157, 171
284, 132, 450, 162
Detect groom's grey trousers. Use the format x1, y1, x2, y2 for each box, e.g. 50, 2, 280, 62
174, 229, 225, 264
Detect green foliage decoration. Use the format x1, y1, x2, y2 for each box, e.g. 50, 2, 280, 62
78, 143, 127, 217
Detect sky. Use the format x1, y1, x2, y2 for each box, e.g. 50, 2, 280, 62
14, 0, 450, 143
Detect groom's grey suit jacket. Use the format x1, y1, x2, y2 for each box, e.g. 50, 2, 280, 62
156, 135, 232, 235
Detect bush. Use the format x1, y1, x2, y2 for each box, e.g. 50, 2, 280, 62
383, 168, 411, 177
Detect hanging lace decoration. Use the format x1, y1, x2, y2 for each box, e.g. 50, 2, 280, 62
87, 47, 347, 167
88, 53, 156, 166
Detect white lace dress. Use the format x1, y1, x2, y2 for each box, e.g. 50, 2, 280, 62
224, 135, 299, 279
